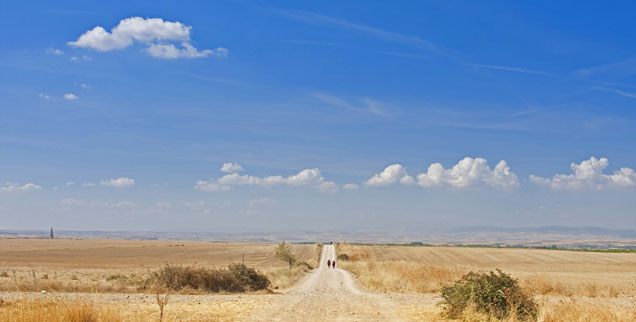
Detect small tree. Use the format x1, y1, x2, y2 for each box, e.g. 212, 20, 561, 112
155, 292, 169, 322
275, 241, 297, 269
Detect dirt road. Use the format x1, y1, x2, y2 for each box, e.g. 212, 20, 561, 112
246, 244, 408, 321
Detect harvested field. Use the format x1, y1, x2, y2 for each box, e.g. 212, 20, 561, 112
0, 239, 319, 293
336, 243, 636, 297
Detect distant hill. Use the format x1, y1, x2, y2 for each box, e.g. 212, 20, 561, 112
452, 226, 636, 239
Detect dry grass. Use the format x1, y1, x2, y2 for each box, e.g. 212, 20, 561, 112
0, 239, 318, 293
538, 297, 636, 322
339, 243, 636, 321
342, 261, 464, 293
0, 298, 122, 322
0, 295, 268, 322
336, 243, 636, 297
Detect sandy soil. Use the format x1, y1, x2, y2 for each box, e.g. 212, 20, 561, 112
245, 244, 418, 321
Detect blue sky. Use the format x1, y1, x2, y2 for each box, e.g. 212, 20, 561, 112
1, 1, 635, 232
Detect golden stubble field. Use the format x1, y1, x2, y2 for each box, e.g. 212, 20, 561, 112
336, 243, 636, 321
1, 239, 636, 321
0, 238, 319, 322
0, 238, 319, 292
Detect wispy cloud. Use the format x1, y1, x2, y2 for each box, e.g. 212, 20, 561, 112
270, 8, 453, 59
270, 7, 570, 78
312, 92, 389, 117
574, 56, 636, 78
506, 97, 611, 119
591, 86, 636, 99
472, 64, 559, 77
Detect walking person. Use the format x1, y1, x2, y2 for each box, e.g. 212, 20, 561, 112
332, 260, 336, 268
327, 259, 331, 268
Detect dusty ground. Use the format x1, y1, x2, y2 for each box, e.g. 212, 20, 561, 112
244, 244, 426, 321
0, 238, 318, 292
2, 239, 636, 321
1, 243, 429, 321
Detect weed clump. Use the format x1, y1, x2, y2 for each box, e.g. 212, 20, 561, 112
439, 269, 537, 321
337, 254, 349, 261
148, 263, 270, 293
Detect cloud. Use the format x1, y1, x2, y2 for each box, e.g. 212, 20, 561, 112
0, 182, 42, 192
312, 92, 389, 116
417, 157, 518, 189
195, 165, 338, 192
68, 17, 224, 59
591, 86, 636, 100
365, 158, 519, 189
80, 83, 90, 89
49, 48, 64, 55
342, 183, 359, 190
220, 162, 245, 173
63, 93, 78, 100
70, 55, 92, 61
147, 43, 228, 59
82, 182, 97, 187
364, 164, 415, 187
100, 177, 135, 187
472, 64, 559, 77
272, 9, 448, 57
39, 93, 51, 99
530, 157, 636, 190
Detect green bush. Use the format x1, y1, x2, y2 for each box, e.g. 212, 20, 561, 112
149, 263, 270, 293
439, 269, 537, 321
337, 254, 349, 261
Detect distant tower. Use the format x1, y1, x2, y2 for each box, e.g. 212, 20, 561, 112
50, 227, 54, 239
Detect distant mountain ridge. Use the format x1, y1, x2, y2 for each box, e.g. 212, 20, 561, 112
452, 226, 636, 238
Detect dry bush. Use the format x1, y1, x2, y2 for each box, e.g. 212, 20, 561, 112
439, 270, 537, 321
0, 298, 122, 322
146, 263, 270, 293
540, 298, 636, 322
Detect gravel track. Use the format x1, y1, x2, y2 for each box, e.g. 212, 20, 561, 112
245, 244, 407, 321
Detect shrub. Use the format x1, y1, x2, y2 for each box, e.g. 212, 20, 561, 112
228, 263, 270, 291
337, 254, 349, 261
439, 269, 537, 321
149, 264, 270, 293
275, 241, 297, 269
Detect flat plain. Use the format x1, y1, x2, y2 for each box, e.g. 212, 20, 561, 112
1, 238, 636, 321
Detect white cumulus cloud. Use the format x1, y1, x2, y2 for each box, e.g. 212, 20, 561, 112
195, 165, 338, 192
365, 158, 518, 189
530, 157, 636, 190
100, 177, 135, 187
63, 93, 78, 100
417, 157, 518, 189
0, 182, 42, 192
220, 162, 245, 173
39, 93, 51, 99
364, 164, 415, 187
68, 17, 225, 60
